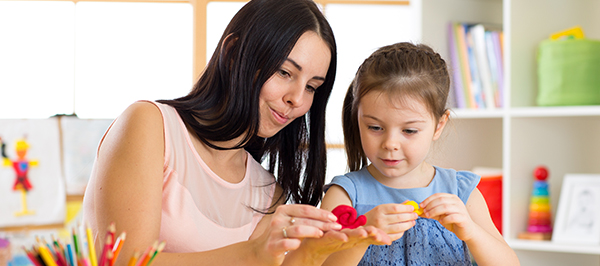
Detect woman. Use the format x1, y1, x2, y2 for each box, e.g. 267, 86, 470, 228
82, 0, 388, 265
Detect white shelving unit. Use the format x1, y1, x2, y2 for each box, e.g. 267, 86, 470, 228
421, 0, 600, 264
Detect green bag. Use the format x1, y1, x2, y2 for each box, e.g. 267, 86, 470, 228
537, 39, 600, 106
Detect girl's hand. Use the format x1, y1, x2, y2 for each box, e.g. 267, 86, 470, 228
420, 193, 476, 241
302, 225, 391, 255
283, 225, 391, 265
364, 203, 418, 241
252, 204, 342, 265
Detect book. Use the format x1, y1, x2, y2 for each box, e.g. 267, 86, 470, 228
465, 27, 485, 108
471, 24, 495, 109
447, 22, 504, 109
454, 23, 477, 108
485, 31, 500, 108
493, 31, 504, 108
447, 22, 466, 109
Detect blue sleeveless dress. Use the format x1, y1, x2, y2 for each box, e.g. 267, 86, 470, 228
326, 166, 480, 266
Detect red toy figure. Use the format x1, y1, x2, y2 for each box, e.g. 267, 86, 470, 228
331, 205, 367, 229
1, 137, 38, 216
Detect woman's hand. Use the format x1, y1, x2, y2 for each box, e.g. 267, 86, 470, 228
420, 193, 476, 241
364, 203, 418, 241
251, 204, 341, 265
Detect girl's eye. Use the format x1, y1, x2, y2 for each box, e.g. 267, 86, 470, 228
306, 85, 316, 93
368, 125, 382, 131
403, 129, 418, 135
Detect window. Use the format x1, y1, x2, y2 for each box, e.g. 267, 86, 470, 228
74, 2, 193, 118
0, 0, 416, 121
0, 1, 193, 119
0, 1, 75, 118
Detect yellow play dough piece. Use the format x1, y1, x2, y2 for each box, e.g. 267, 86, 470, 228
404, 200, 424, 215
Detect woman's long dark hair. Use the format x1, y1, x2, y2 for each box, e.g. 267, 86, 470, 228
158, 0, 336, 207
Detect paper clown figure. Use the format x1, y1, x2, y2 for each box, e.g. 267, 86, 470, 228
1, 137, 38, 216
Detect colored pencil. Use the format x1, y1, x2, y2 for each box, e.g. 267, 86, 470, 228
110, 232, 126, 265
68, 243, 78, 266
98, 233, 113, 266
80, 257, 91, 266
51, 236, 67, 266
33, 246, 45, 266
134, 242, 156, 266
38, 245, 59, 266
86, 224, 98, 266
22, 246, 43, 266
126, 251, 140, 266
107, 223, 116, 249
72, 227, 80, 257
105, 249, 114, 266
146, 241, 166, 266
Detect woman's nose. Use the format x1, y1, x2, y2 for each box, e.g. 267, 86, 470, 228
283, 83, 305, 107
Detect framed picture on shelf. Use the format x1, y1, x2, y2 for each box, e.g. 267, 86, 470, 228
552, 174, 600, 245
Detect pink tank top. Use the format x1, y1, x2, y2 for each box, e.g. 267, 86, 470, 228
147, 101, 276, 253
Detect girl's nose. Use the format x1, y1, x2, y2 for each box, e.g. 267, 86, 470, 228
383, 135, 400, 151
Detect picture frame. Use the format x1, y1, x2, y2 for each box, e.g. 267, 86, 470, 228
552, 174, 600, 245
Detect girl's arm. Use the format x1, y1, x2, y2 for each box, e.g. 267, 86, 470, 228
420, 189, 520, 266
83, 102, 339, 266
463, 189, 520, 265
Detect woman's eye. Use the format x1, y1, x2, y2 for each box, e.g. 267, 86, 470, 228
278, 69, 290, 77
306, 85, 316, 93
368, 126, 382, 131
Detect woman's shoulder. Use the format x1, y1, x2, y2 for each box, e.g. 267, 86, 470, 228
104, 101, 165, 149
119, 100, 163, 123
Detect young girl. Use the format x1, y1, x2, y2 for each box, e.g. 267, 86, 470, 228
321, 42, 519, 265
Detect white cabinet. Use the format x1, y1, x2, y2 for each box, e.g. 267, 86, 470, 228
421, 0, 600, 264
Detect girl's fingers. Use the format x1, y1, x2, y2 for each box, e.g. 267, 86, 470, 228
383, 203, 414, 214
339, 227, 369, 239
421, 194, 465, 218
388, 220, 416, 234
420, 193, 449, 206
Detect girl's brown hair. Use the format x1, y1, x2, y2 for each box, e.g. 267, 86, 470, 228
342, 42, 450, 171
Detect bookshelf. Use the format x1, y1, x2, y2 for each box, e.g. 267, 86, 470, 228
421, 0, 600, 264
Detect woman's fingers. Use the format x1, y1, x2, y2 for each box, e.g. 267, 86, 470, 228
269, 204, 343, 254
275, 204, 341, 231
279, 204, 338, 222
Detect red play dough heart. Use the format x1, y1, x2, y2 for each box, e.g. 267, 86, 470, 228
331, 204, 367, 229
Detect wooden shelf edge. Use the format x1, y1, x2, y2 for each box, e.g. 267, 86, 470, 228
0, 223, 65, 232
508, 239, 600, 255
